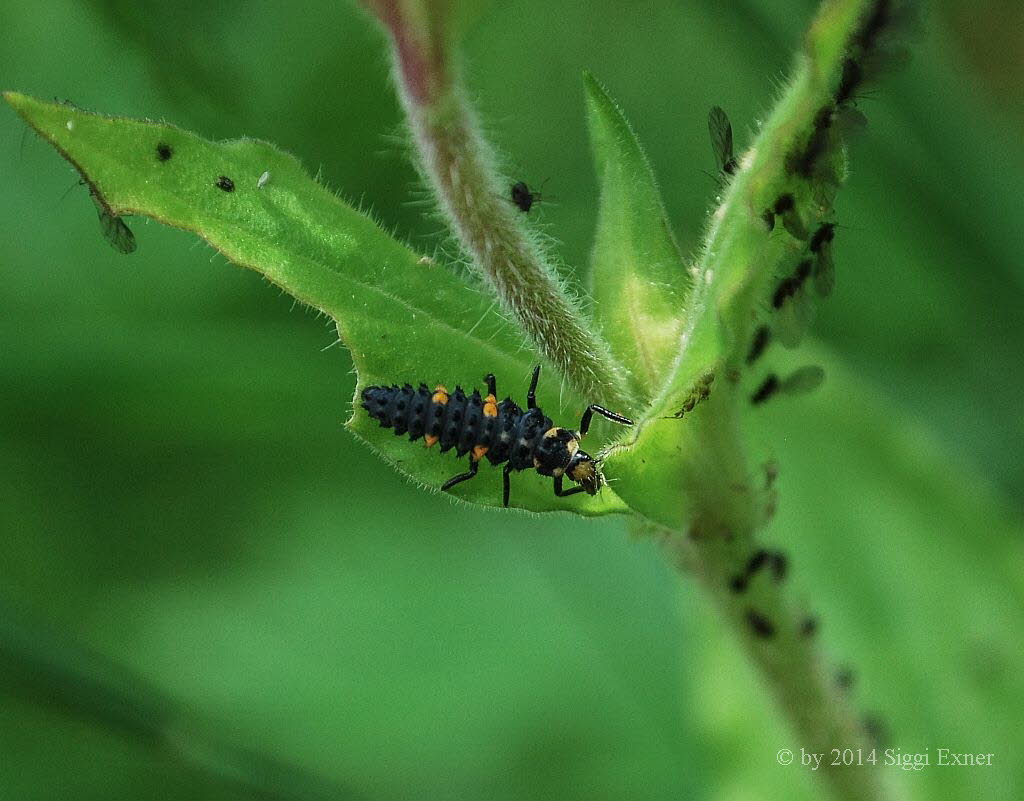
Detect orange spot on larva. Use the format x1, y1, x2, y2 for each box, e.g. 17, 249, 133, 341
424, 434, 439, 448
472, 445, 489, 461
431, 385, 449, 405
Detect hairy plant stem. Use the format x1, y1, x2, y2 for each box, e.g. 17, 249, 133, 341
363, 0, 630, 409
659, 386, 899, 801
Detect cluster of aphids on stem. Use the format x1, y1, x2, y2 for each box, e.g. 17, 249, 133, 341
714, 3, 910, 748
725, 485, 887, 744
726, 0, 912, 409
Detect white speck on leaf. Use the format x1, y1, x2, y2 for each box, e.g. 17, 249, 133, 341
257, 170, 270, 189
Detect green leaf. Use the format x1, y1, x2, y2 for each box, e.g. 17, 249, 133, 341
4, 92, 627, 516
583, 72, 688, 400
601, 0, 879, 529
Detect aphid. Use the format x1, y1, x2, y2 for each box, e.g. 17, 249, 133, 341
863, 714, 889, 748
810, 222, 836, 297
90, 192, 136, 254
510, 181, 542, 213
772, 259, 812, 308
746, 326, 772, 365
787, 104, 835, 179
361, 365, 633, 507
670, 371, 714, 418
751, 374, 780, 406
745, 548, 787, 582
800, 616, 819, 637
156, 142, 173, 162
707, 106, 738, 177
772, 193, 809, 240
745, 609, 775, 639
835, 57, 864, 106
809, 222, 835, 253
730, 548, 787, 593
257, 170, 271, 189
215, 175, 235, 192
836, 666, 857, 691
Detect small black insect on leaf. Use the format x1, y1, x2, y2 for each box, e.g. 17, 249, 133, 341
772, 193, 809, 240
836, 666, 857, 691
863, 713, 889, 748
90, 192, 136, 254
751, 374, 780, 406
156, 142, 173, 162
730, 548, 788, 593
708, 106, 738, 177
772, 259, 812, 308
787, 104, 835, 180
215, 175, 235, 192
510, 181, 540, 212
746, 326, 772, 365
811, 224, 837, 297
671, 371, 714, 418
745, 609, 776, 639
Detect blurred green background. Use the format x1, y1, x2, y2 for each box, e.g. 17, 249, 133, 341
2, 1, 1023, 799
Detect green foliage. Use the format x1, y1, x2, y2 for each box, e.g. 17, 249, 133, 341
5, 91, 626, 514
583, 72, 688, 399
3, 0, 1023, 799
1, 0, 871, 527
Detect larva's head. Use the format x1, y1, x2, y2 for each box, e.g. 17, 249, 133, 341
566, 449, 600, 494
533, 427, 602, 494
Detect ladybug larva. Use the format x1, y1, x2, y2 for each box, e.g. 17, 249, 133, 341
361, 365, 632, 506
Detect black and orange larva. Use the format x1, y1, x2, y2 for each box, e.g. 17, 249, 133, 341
361, 365, 633, 506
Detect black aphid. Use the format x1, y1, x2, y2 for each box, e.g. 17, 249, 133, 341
746, 610, 776, 639
215, 175, 235, 192
708, 106, 738, 177
811, 223, 837, 297
787, 105, 836, 179
863, 714, 889, 748
671, 372, 714, 418
156, 142, 173, 162
773, 259, 813, 308
810, 222, 836, 253
746, 326, 772, 365
772, 194, 809, 240
732, 548, 787, 592
835, 58, 864, 106
510, 181, 541, 212
90, 192, 136, 254
751, 374, 780, 406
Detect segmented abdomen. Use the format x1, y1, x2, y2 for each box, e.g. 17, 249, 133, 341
361, 383, 536, 465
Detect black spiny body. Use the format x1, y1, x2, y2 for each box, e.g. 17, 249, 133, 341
360, 366, 633, 506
